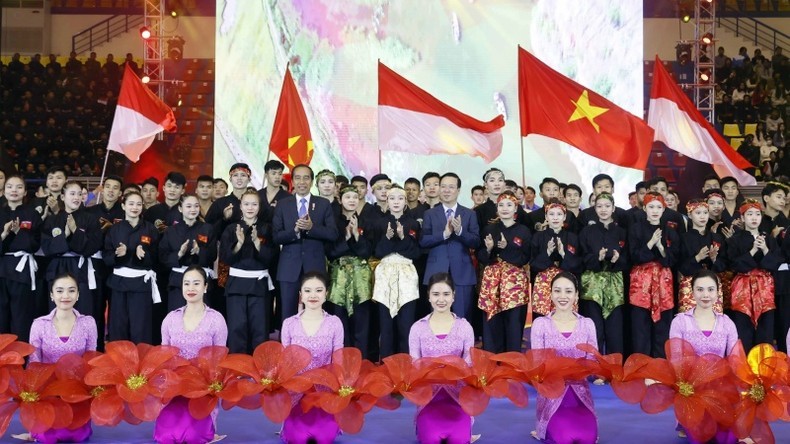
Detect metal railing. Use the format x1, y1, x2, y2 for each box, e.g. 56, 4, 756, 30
71, 14, 144, 55
717, 5, 790, 52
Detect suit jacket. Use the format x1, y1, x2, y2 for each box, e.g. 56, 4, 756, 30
419, 203, 480, 285
272, 194, 338, 282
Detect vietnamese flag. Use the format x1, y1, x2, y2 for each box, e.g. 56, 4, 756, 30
648, 56, 755, 185
107, 64, 177, 162
378, 62, 505, 163
518, 48, 654, 170
270, 64, 313, 169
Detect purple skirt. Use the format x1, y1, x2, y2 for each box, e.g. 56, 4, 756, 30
153, 396, 215, 444
544, 390, 597, 444
416, 389, 471, 444
281, 405, 339, 444
31, 423, 92, 444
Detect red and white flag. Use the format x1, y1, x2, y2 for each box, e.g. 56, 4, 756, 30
648, 56, 754, 185
107, 64, 177, 162
378, 62, 505, 163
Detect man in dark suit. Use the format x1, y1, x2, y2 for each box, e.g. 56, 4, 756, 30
419, 172, 480, 320
272, 164, 338, 322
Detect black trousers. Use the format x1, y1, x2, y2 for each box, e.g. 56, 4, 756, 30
580, 300, 624, 355
226, 293, 271, 354
773, 271, 790, 352
279, 279, 302, 324
378, 300, 417, 360
331, 301, 372, 359
630, 306, 672, 358
0, 279, 35, 342
728, 309, 775, 352
109, 289, 153, 344
482, 306, 526, 353
451, 284, 475, 321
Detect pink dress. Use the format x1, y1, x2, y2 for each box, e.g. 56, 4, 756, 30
280, 311, 343, 444
28, 309, 97, 443
669, 310, 738, 444
530, 313, 598, 444
154, 306, 228, 444
409, 314, 474, 444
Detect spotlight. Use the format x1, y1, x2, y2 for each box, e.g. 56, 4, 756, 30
682, 14, 691, 23
170, 10, 178, 17
141, 75, 151, 84
701, 33, 713, 45
700, 71, 711, 82
140, 26, 151, 39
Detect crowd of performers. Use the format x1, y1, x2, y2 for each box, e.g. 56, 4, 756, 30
2, 160, 790, 443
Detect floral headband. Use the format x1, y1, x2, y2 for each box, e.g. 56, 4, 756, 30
739, 199, 762, 215
545, 202, 566, 213
497, 193, 519, 205
643, 193, 666, 208
686, 200, 708, 214
316, 169, 336, 181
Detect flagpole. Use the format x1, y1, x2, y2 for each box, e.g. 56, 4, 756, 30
519, 134, 526, 187
377, 58, 382, 175
95, 146, 111, 205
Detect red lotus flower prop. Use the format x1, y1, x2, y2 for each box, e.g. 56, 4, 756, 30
640, 338, 738, 443
302, 347, 395, 434
442, 348, 528, 416
50, 353, 101, 430
368, 353, 441, 407
493, 348, 576, 399
576, 344, 652, 404
0, 334, 35, 393
84, 341, 186, 425
727, 342, 790, 444
0, 363, 75, 436
178, 346, 242, 420
218, 341, 313, 423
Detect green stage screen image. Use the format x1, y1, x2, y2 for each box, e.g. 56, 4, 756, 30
215, 0, 644, 205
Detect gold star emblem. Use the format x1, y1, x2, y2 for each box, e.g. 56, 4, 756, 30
286, 135, 314, 166
568, 90, 609, 133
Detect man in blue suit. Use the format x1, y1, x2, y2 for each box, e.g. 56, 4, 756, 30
272, 164, 338, 322
419, 172, 480, 320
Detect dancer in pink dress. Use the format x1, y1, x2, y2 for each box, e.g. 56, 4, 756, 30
530, 271, 598, 444
154, 266, 228, 444
21, 273, 97, 443
669, 269, 738, 444
280, 271, 344, 444
409, 272, 476, 444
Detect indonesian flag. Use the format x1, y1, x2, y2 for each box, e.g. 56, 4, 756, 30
518, 48, 654, 170
648, 56, 755, 185
378, 62, 504, 163
107, 64, 177, 162
270, 64, 314, 169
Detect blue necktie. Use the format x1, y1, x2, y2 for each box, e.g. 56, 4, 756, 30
446, 208, 454, 220
299, 198, 307, 218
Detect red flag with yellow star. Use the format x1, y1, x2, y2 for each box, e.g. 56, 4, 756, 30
518, 48, 654, 170
269, 64, 313, 169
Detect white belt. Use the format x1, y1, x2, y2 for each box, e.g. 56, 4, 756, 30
60, 252, 97, 290
172, 266, 218, 279
228, 267, 274, 290
112, 267, 161, 303
780, 263, 790, 272
6, 252, 38, 290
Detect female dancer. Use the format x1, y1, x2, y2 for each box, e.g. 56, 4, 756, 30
669, 270, 738, 444
22, 272, 97, 442
477, 191, 531, 353
530, 272, 598, 444
628, 192, 679, 357
280, 271, 343, 444
326, 185, 373, 355
372, 185, 421, 359
725, 199, 781, 351
103, 191, 159, 344
41, 180, 102, 317
678, 199, 727, 313
220, 189, 274, 354
530, 200, 582, 317
155, 266, 228, 444
159, 194, 217, 311
578, 192, 627, 354
409, 272, 476, 444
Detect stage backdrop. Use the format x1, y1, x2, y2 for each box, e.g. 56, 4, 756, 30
214, 0, 644, 206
